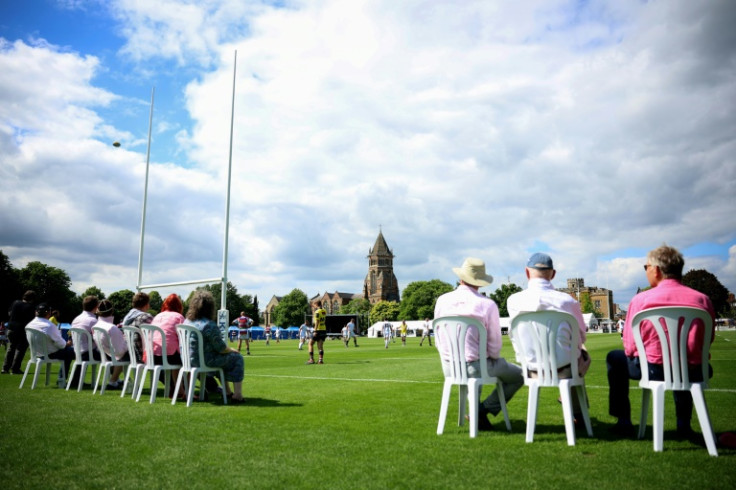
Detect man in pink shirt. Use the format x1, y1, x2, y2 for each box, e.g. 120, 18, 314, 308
434, 257, 524, 432
607, 245, 715, 438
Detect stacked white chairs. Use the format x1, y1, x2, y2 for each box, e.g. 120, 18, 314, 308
510, 311, 593, 446
66, 327, 100, 392
92, 326, 130, 395
136, 324, 181, 403
172, 323, 227, 407
19, 329, 66, 389
120, 326, 145, 399
631, 306, 718, 456
433, 316, 511, 438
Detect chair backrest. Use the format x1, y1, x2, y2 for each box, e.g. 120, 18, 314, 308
26, 328, 54, 358
122, 326, 142, 366
68, 327, 95, 362
92, 326, 123, 364
432, 316, 489, 383
139, 325, 160, 367
510, 310, 582, 386
630, 306, 713, 390
176, 323, 207, 369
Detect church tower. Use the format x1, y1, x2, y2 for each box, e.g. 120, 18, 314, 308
363, 230, 400, 304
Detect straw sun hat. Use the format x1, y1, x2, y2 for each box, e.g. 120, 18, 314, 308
452, 257, 494, 287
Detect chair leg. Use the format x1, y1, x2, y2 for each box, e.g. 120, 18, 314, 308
639, 389, 651, 440
457, 385, 469, 427
172, 370, 183, 406
19, 362, 32, 389
652, 385, 665, 452
496, 380, 512, 432
559, 381, 576, 446
150, 367, 161, 404
45, 362, 52, 386
218, 371, 228, 405
66, 363, 77, 391
437, 381, 452, 435
576, 385, 593, 437
691, 384, 718, 457
468, 380, 480, 438
31, 361, 42, 389
526, 382, 540, 443
78, 364, 88, 392
136, 367, 149, 402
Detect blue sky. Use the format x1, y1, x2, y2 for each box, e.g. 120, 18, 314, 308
1, 0, 735, 314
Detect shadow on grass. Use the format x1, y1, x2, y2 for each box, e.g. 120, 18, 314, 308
236, 397, 303, 408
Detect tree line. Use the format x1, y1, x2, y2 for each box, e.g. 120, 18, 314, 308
0, 251, 258, 325
2, 249, 732, 327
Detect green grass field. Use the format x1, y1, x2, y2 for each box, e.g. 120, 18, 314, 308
1, 331, 735, 489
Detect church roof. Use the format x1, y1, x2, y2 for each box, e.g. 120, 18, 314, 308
369, 230, 393, 257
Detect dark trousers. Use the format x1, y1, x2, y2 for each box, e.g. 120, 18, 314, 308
48, 347, 75, 379
69, 349, 101, 385
606, 349, 712, 425
2, 328, 29, 372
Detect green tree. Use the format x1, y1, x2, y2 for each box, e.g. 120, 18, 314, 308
682, 269, 730, 315
17, 261, 76, 320
81, 286, 106, 300
0, 250, 21, 320
197, 282, 246, 324
148, 291, 163, 314
252, 295, 260, 325
339, 298, 372, 316
489, 283, 523, 317
578, 292, 602, 318
370, 300, 400, 325
398, 280, 454, 320
272, 289, 309, 327
239, 294, 259, 325
108, 289, 135, 324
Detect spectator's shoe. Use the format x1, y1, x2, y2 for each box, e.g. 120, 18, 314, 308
608, 422, 636, 438
465, 412, 493, 432
1, 370, 9, 374
106, 380, 123, 390
11, 369, 23, 375
305, 359, 315, 365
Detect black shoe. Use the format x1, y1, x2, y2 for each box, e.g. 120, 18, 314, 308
608, 422, 636, 438
0, 370, 8, 374
466, 411, 493, 432
11, 369, 23, 375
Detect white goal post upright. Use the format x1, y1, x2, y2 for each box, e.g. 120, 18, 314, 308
136, 51, 239, 341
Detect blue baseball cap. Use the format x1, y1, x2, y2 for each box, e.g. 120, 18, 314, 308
526, 252, 553, 270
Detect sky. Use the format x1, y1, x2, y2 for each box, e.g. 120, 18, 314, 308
1, 0, 735, 314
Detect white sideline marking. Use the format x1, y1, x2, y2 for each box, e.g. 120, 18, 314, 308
246, 375, 736, 393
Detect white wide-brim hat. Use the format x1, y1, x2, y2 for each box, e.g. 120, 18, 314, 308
452, 257, 494, 287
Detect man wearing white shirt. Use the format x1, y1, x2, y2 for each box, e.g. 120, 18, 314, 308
26, 303, 74, 384
507, 253, 591, 414
434, 257, 524, 432
70, 296, 100, 360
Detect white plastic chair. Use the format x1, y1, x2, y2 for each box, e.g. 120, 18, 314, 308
120, 326, 145, 399
631, 306, 718, 456
172, 323, 228, 407
66, 327, 100, 392
19, 329, 66, 389
433, 316, 511, 438
92, 326, 130, 395
510, 311, 593, 446
136, 324, 182, 403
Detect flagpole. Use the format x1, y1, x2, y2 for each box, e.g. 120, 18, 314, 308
137, 86, 155, 291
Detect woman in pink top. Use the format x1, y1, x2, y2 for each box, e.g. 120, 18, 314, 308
151, 294, 185, 397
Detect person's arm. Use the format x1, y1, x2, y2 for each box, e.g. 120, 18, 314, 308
46, 324, 67, 351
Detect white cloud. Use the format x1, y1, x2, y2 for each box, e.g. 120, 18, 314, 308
2, 0, 736, 314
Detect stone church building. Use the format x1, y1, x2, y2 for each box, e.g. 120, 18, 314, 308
363, 230, 400, 304
267, 230, 401, 320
